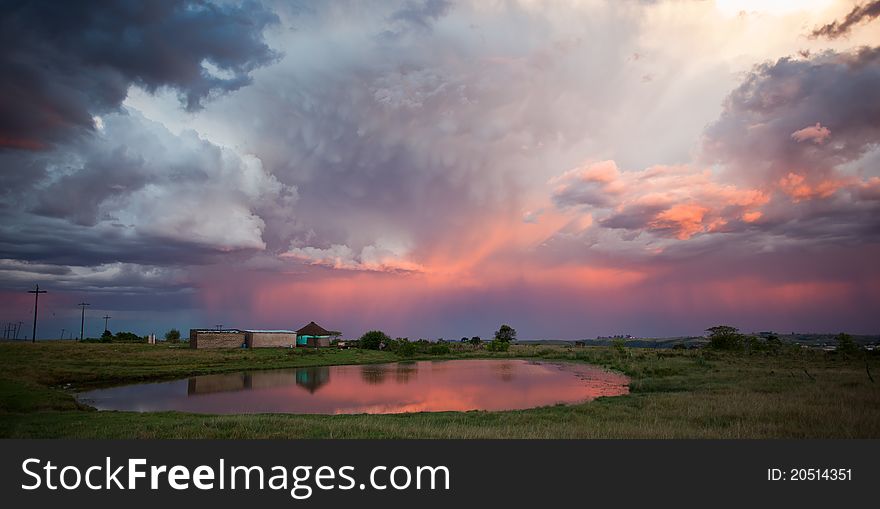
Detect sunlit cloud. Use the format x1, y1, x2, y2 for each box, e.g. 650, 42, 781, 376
1, 0, 878, 338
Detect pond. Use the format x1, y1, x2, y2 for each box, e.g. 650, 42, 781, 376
76, 359, 629, 415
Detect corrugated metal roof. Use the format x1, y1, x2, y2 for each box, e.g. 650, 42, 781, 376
243, 329, 296, 333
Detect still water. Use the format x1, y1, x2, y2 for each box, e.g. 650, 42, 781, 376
77, 359, 629, 414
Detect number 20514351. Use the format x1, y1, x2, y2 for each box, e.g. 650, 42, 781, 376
768, 468, 852, 481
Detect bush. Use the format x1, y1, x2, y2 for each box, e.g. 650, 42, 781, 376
744, 335, 763, 352
386, 338, 416, 357
428, 343, 450, 355
87, 331, 147, 343
835, 333, 860, 355
359, 330, 391, 350
765, 334, 782, 352
114, 331, 146, 343
397, 341, 417, 357
486, 339, 510, 352
611, 338, 626, 356
706, 325, 744, 351
164, 329, 181, 342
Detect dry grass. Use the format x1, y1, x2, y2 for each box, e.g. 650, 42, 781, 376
1, 341, 878, 438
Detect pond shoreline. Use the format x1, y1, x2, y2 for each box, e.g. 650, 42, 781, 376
75, 359, 630, 415
70, 354, 627, 393
2, 342, 879, 438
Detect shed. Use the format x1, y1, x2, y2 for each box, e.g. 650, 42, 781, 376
244, 329, 297, 348
189, 329, 246, 349
296, 321, 335, 347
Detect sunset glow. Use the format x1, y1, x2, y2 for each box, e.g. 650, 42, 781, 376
1, 0, 879, 340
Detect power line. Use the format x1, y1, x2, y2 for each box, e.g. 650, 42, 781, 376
78, 302, 90, 341
27, 285, 47, 343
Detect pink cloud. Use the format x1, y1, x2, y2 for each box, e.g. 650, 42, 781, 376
778, 172, 845, 201
552, 162, 769, 240
790, 122, 831, 144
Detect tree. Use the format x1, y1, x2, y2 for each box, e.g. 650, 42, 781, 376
165, 328, 181, 341
765, 333, 782, 353
486, 339, 510, 352
494, 324, 516, 343
469, 336, 482, 345
835, 333, 859, 355
706, 325, 744, 350
359, 330, 391, 350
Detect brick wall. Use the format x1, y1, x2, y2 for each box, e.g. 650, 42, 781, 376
246, 332, 297, 348
189, 330, 246, 349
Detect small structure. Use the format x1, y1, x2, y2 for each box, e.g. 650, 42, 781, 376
189, 329, 245, 349
296, 321, 335, 347
244, 330, 297, 348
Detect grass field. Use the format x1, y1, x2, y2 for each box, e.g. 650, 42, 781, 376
1, 341, 878, 438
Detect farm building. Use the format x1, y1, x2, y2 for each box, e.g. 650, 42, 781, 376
296, 321, 337, 347
244, 330, 297, 348
189, 329, 246, 349
189, 322, 339, 349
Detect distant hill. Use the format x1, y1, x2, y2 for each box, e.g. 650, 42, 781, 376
519, 333, 880, 349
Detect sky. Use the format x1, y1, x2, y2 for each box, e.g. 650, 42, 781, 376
1, 0, 879, 340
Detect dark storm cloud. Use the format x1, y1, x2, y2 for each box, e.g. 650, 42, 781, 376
0, 257, 192, 294
30, 151, 152, 227
704, 47, 880, 185
0, 211, 241, 268
811, 0, 880, 39
0, 0, 279, 149
0, 108, 297, 287
548, 47, 880, 251
699, 47, 880, 245
196, 0, 648, 265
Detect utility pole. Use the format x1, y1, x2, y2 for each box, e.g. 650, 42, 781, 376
215, 324, 223, 331
103, 315, 112, 333
78, 302, 90, 341
61, 328, 66, 340
27, 285, 47, 343
15, 321, 23, 340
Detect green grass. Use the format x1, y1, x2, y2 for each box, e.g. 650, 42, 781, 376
0, 341, 878, 438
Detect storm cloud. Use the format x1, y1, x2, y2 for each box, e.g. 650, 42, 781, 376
0, 109, 297, 268
546, 44, 880, 271
0, 0, 278, 149
811, 0, 880, 39
1, 1, 879, 339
